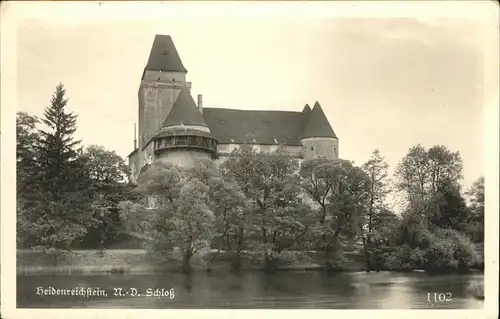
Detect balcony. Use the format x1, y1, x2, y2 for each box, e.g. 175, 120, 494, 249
153, 134, 218, 158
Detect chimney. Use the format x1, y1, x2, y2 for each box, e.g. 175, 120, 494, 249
134, 123, 137, 149
197, 94, 203, 114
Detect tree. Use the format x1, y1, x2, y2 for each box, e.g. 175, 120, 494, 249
300, 158, 371, 271
16, 112, 40, 194
466, 176, 484, 243
223, 144, 311, 273
120, 161, 215, 273
360, 149, 391, 270
37, 83, 84, 196
394, 144, 463, 205
431, 180, 470, 231
427, 145, 463, 195
207, 175, 249, 272
73, 145, 133, 248
80, 145, 130, 184
17, 112, 42, 247
186, 158, 251, 272
394, 144, 430, 203
23, 84, 96, 253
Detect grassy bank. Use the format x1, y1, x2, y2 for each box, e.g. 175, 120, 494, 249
17, 249, 483, 275
17, 249, 369, 275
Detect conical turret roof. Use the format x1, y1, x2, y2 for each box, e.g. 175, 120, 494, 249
301, 101, 338, 139
144, 35, 187, 73
162, 88, 208, 128
302, 104, 311, 113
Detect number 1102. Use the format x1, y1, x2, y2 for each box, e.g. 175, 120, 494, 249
427, 292, 452, 303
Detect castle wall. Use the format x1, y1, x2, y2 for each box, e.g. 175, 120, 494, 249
157, 149, 212, 168
216, 143, 302, 157
128, 151, 139, 184
138, 78, 191, 149
300, 137, 339, 160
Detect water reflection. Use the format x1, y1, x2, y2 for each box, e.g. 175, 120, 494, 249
17, 271, 484, 309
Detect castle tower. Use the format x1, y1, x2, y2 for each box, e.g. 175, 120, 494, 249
300, 101, 339, 160
138, 35, 190, 151
152, 88, 218, 168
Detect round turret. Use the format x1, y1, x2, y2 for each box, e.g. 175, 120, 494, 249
300, 101, 339, 160
152, 88, 218, 167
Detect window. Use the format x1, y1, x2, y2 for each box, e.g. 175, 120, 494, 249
310, 145, 315, 151
147, 196, 157, 210
177, 136, 187, 145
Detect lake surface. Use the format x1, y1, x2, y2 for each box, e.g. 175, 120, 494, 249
17, 271, 484, 309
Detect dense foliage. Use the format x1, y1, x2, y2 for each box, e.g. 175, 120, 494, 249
16, 84, 132, 257
17, 84, 484, 273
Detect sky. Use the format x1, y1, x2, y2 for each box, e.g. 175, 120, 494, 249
12, 2, 496, 196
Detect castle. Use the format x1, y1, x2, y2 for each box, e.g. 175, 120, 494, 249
128, 35, 339, 183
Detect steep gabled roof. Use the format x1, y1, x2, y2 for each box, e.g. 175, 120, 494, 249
144, 35, 187, 73
302, 104, 311, 113
301, 101, 338, 139
202, 108, 308, 145
162, 89, 208, 128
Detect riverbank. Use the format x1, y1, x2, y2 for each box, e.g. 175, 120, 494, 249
17, 249, 484, 275
17, 248, 367, 275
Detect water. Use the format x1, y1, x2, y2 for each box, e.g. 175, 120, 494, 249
17, 271, 484, 309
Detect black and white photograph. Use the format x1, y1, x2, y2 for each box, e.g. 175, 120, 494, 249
1, 1, 498, 318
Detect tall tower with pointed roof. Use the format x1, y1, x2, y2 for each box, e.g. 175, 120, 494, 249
138, 35, 189, 149
130, 35, 194, 180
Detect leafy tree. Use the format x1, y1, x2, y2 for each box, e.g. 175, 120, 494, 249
72, 145, 133, 248
360, 149, 391, 270
300, 158, 371, 271
430, 180, 470, 232
185, 158, 251, 272
466, 176, 484, 243
16, 112, 40, 195
17, 112, 42, 247
394, 144, 431, 203
120, 161, 215, 273
365, 208, 400, 270
394, 144, 463, 205
207, 175, 249, 271
223, 144, 311, 273
80, 145, 130, 184
427, 145, 463, 194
